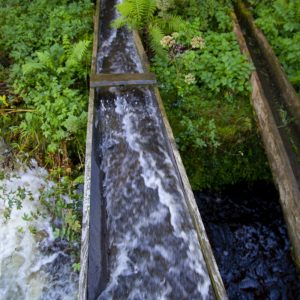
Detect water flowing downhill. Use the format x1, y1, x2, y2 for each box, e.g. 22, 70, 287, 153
0, 162, 78, 300
86, 0, 214, 299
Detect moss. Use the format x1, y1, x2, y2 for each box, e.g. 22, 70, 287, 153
182, 134, 272, 190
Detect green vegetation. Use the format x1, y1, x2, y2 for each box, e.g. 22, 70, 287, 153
115, 0, 271, 189
248, 0, 300, 94
0, 168, 83, 266
0, 0, 93, 168
0, 0, 94, 267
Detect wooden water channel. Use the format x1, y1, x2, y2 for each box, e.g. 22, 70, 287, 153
79, 0, 300, 299
79, 0, 227, 299
234, 1, 300, 268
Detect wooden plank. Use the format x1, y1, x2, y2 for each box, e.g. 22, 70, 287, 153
78, 0, 100, 299
90, 73, 157, 87
236, 0, 300, 130
133, 30, 228, 300
233, 14, 300, 268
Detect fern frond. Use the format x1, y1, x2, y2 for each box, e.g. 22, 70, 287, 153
22, 61, 45, 74
62, 35, 71, 52
114, 0, 157, 30
36, 51, 53, 69
148, 24, 167, 57
154, 14, 186, 33
66, 40, 90, 68
111, 16, 128, 29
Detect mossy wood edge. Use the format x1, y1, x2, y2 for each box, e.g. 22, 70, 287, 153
236, 0, 300, 130
79, 0, 100, 299
233, 12, 300, 268
133, 30, 228, 300
90, 73, 157, 87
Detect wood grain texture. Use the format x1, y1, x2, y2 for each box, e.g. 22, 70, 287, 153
233, 16, 300, 268
90, 73, 157, 87
78, 0, 100, 298
236, 0, 300, 130
133, 30, 228, 300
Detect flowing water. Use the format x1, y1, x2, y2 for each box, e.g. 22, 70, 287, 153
196, 183, 300, 299
87, 0, 213, 299
0, 161, 78, 300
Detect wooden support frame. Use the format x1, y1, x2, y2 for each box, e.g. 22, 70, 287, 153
235, 0, 300, 130
90, 73, 157, 87
79, 0, 228, 298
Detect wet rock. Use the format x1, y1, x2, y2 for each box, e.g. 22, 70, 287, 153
0, 137, 13, 169
239, 278, 260, 290
195, 182, 300, 299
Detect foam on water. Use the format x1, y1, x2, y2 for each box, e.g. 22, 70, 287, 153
89, 0, 214, 297
93, 88, 213, 299
0, 162, 78, 300
96, 0, 144, 73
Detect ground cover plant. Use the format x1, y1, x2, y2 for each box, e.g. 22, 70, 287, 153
248, 0, 300, 95
0, 0, 93, 168
114, 0, 271, 189
0, 0, 94, 268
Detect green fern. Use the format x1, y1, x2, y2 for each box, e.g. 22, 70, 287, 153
22, 62, 45, 75
112, 0, 186, 56
112, 0, 157, 29
155, 14, 185, 32
66, 40, 90, 68
148, 24, 167, 57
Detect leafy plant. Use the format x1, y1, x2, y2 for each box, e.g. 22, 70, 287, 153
250, 0, 300, 94
0, 0, 93, 167
112, 0, 157, 29
147, 1, 271, 189
113, 0, 186, 56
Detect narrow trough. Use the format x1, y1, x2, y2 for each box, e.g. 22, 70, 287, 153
233, 1, 300, 267
79, 0, 227, 299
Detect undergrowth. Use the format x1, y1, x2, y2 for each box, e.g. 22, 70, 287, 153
115, 0, 271, 189
248, 0, 300, 94
0, 0, 94, 169
0, 0, 94, 269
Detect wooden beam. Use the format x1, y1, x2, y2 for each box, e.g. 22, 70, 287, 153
233, 10, 300, 268
79, 0, 100, 299
90, 73, 157, 87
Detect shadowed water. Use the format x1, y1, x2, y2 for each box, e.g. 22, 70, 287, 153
196, 183, 300, 300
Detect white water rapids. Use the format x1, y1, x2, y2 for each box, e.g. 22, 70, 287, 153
0, 161, 78, 299
84, 0, 215, 298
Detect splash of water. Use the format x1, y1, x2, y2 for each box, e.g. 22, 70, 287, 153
93, 87, 213, 299
0, 161, 78, 300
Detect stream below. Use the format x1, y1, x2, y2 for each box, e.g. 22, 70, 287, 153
196, 182, 300, 299
0, 161, 78, 300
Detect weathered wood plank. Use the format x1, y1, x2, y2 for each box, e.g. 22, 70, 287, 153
233, 13, 300, 268
90, 73, 157, 87
133, 30, 228, 300
236, 0, 300, 130
78, 0, 100, 299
